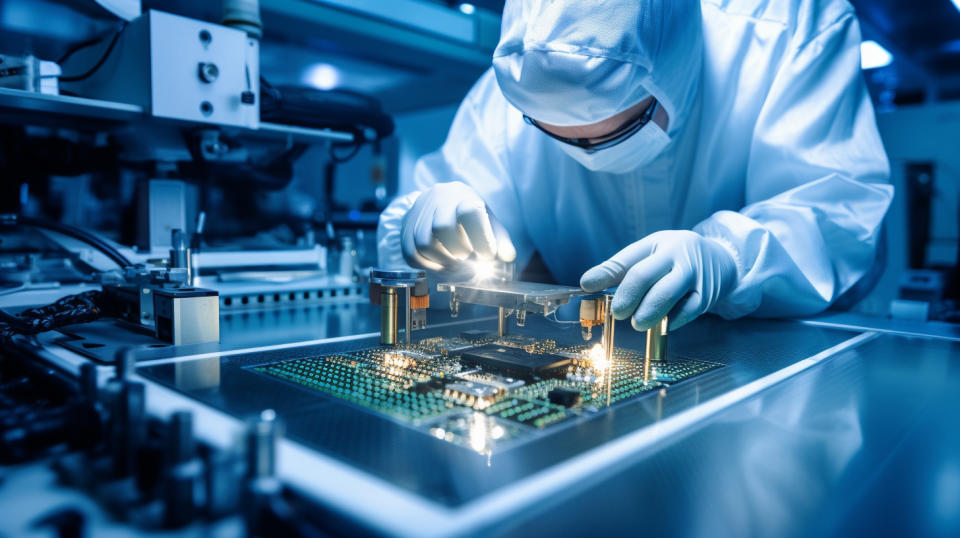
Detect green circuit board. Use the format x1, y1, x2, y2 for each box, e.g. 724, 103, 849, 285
251, 333, 720, 453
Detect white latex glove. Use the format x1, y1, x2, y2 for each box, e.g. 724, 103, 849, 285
580, 230, 738, 331
401, 182, 517, 271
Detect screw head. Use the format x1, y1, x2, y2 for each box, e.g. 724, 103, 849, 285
197, 62, 219, 83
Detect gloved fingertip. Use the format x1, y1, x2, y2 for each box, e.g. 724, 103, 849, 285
497, 239, 517, 263
474, 234, 498, 260
579, 267, 611, 292
630, 315, 656, 332
609, 295, 633, 320
667, 316, 690, 331
412, 255, 445, 273
474, 247, 495, 261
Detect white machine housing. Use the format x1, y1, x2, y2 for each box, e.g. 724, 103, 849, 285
62, 10, 259, 128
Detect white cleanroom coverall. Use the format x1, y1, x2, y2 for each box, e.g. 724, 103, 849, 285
378, 0, 893, 330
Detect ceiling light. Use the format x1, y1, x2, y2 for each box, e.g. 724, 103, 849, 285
458, 3, 476, 15
303, 63, 340, 90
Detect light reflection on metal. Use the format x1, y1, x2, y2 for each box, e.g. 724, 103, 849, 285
643, 349, 652, 385
604, 361, 613, 407
404, 286, 413, 344
468, 412, 488, 453
601, 294, 615, 364
646, 315, 668, 362
380, 287, 398, 346
429, 412, 506, 457
371, 268, 429, 345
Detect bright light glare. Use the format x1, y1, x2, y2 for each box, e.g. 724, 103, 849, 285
953, 0, 960, 15
470, 260, 496, 281
468, 412, 490, 453
586, 343, 609, 371
458, 3, 476, 15
304, 63, 340, 90
860, 40, 893, 70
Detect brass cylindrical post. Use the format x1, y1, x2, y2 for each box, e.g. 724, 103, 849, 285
380, 287, 398, 346
601, 295, 614, 363
645, 316, 668, 362
498, 306, 507, 338
404, 286, 412, 345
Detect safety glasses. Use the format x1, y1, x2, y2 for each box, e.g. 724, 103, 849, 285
523, 99, 659, 154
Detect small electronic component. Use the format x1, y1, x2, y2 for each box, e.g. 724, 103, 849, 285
579, 295, 607, 341
444, 381, 501, 409
455, 370, 525, 390
460, 344, 572, 380
548, 387, 583, 408
413, 376, 447, 393
152, 287, 220, 345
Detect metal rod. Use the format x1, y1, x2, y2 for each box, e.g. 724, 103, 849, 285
643, 352, 652, 384
645, 315, 668, 362
404, 286, 412, 345
498, 306, 507, 338
380, 287, 398, 346
601, 294, 614, 363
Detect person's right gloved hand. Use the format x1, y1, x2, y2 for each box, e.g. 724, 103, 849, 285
401, 182, 517, 271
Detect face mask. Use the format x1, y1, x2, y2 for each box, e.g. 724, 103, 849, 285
554, 121, 671, 174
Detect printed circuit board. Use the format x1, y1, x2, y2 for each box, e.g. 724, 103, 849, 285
251, 333, 720, 454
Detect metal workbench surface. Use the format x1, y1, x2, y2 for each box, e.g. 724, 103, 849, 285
118, 308, 960, 536
26, 303, 960, 536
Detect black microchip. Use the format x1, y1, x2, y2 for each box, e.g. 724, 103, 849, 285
413, 376, 446, 394
460, 329, 492, 342
548, 387, 583, 407
460, 344, 571, 380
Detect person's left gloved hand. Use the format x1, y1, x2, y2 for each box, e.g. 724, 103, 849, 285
580, 230, 739, 331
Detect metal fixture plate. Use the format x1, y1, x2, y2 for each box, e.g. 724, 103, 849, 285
438, 280, 586, 315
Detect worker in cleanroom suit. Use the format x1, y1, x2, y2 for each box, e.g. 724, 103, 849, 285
377, 0, 894, 332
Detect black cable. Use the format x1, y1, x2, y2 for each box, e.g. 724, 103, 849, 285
59, 24, 127, 83
0, 291, 105, 344
13, 216, 132, 268
0, 308, 31, 332
328, 142, 363, 164
57, 36, 107, 65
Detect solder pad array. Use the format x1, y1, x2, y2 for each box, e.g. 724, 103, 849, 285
251, 335, 720, 452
